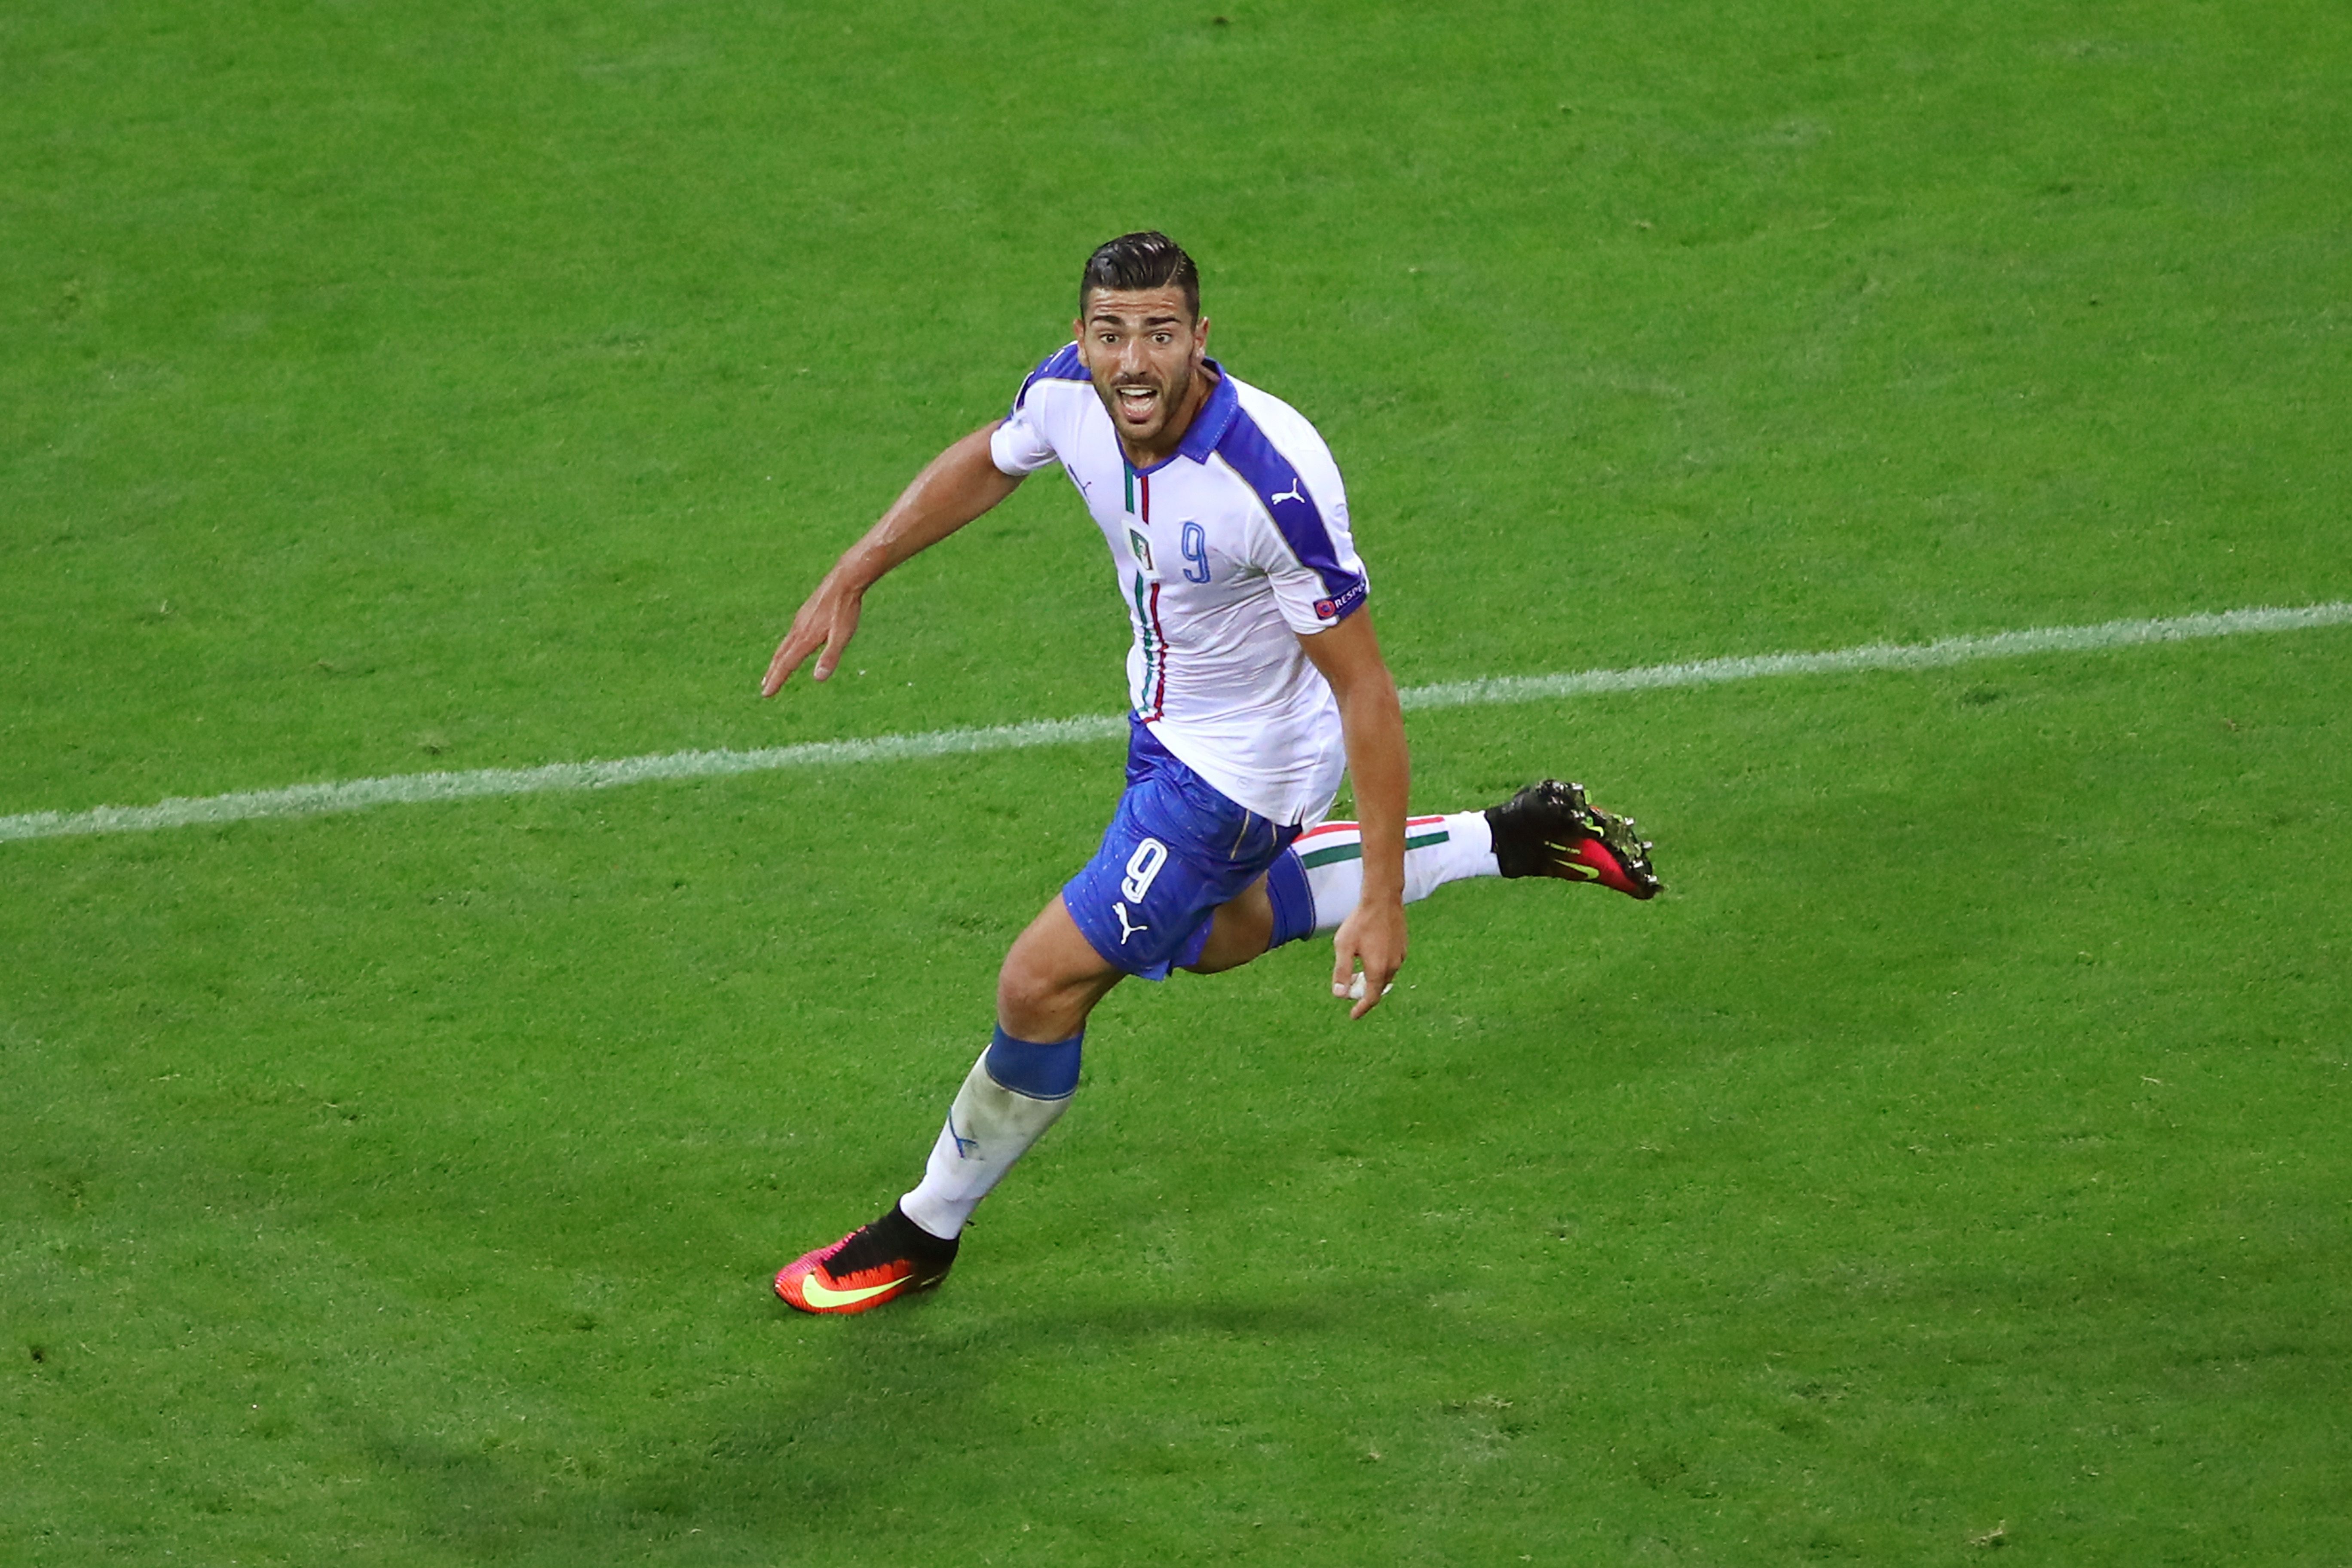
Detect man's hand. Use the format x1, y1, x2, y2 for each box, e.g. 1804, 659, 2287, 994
758, 421, 1020, 700
761, 568, 864, 696
1332, 893, 1408, 1020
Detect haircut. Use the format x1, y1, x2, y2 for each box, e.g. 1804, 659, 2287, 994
1080, 231, 1200, 319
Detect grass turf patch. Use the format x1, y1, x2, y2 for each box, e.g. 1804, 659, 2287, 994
6, 630, 2349, 1563
6, 0, 2349, 813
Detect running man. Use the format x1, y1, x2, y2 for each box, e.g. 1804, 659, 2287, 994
762, 232, 1659, 1314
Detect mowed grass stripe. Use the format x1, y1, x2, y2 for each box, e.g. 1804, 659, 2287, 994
5, 600, 2346, 845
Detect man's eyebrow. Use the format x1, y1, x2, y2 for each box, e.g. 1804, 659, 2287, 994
1089, 310, 1187, 328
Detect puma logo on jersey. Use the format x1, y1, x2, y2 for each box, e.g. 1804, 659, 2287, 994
1271, 477, 1308, 507
1113, 902, 1149, 944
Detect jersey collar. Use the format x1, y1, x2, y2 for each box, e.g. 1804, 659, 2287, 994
1131, 358, 1238, 474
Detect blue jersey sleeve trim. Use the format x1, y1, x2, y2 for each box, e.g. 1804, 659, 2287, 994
1213, 405, 1367, 612
1012, 342, 1088, 413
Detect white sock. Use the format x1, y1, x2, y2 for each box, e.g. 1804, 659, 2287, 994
1296, 810, 1498, 934
898, 1050, 1071, 1240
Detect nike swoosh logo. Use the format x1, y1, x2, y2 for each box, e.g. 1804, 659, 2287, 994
796, 1271, 912, 1309
1544, 839, 1602, 880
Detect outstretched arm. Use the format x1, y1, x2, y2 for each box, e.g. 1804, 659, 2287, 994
761, 422, 1024, 696
1298, 608, 1410, 1019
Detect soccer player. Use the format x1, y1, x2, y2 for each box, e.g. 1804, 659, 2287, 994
762, 233, 1659, 1314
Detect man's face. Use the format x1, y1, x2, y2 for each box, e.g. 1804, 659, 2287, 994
1072, 285, 1210, 457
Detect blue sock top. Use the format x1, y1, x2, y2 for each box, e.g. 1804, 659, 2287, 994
985, 1025, 1084, 1100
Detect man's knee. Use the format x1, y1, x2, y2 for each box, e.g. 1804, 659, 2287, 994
995, 949, 1065, 1025
997, 900, 1122, 1035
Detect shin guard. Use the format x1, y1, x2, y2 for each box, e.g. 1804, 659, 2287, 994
898, 1029, 1079, 1240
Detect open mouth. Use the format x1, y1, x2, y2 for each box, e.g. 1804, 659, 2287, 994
1114, 383, 1160, 422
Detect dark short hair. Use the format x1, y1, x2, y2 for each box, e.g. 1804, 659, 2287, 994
1080, 231, 1200, 318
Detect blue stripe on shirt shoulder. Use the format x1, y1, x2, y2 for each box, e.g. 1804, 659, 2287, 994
1214, 406, 1368, 622
1013, 343, 1089, 412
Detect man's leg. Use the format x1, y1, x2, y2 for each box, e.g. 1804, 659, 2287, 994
1284, 781, 1659, 931
1278, 810, 1504, 943
1184, 878, 1278, 974
995, 894, 1129, 1041
1180, 813, 1489, 976
894, 897, 1121, 1240
1185, 780, 1663, 977
774, 896, 1119, 1315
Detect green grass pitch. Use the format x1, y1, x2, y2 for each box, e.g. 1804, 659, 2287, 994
6, 0, 2350, 1562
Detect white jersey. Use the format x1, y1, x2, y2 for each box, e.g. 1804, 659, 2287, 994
989, 346, 1370, 826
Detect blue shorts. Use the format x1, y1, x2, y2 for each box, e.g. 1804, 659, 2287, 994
1063, 718, 1302, 981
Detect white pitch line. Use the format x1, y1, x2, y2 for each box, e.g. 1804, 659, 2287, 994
4, 600, 2347, 846
1397, 599, 2352, 711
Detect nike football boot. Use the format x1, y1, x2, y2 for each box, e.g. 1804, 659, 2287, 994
1485, 779, 1663, 899
775, 1204, 959, 1315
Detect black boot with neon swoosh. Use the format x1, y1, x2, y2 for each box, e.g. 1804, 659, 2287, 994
1485, 779, 1663, 900
775, 1204, 960, 1314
